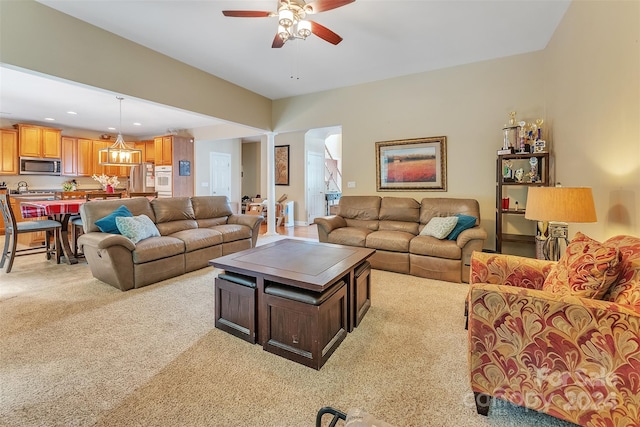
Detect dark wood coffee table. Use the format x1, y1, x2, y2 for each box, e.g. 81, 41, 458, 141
209, 239, 375, 358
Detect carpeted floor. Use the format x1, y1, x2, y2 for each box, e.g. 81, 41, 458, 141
0, 236, 577, 426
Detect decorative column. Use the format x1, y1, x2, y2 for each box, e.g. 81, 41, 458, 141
264, 132, 278, 236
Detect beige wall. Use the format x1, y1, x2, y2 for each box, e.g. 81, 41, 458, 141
544, 0, 640, 241
274, 52, 546, 248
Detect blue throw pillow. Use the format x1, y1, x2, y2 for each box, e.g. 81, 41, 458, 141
447, 214, 477, 240
95, 205, 134, 234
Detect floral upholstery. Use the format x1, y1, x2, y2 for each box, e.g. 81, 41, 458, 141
542, 232, 622, 299
468, 235, 640, 427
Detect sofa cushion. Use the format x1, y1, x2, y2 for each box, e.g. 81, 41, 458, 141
327, 227, 372, 247
420, 198, 480, 225
132, 236, 185, 264
378, 197, 420, 222
95, 205, 133, 234
419, 216, 458, 239
378, 220, 419, 235
152, 197, 195, 223
543, 232, 622, 299
338, 196, 381, 231
366, 230, 414, 252
210, 224, 251, 243
191, 195, 233, 219
116, 214, 161, 244
169, 228, 224, 252
446, 214, 477, 240
81, 197, 154, 233
410, 235, 462, 260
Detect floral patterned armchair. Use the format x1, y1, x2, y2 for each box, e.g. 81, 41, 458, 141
467, 234, 640, 427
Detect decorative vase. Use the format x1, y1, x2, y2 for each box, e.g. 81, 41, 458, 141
106, 184, 114, 193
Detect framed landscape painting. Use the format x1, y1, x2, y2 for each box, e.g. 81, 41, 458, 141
376, 136, 447, 191
275, 145, 290, 186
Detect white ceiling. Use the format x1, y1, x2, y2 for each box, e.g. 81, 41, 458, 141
1, 0, 571, 137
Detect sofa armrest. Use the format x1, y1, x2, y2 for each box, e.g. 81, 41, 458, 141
314, 215, 347, 242
227, 214, 263, 247
78, 232, 136, 251
470, 251, 556, 290
468, 282, 640, 425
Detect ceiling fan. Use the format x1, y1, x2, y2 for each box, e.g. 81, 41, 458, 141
222, 0, 355, 48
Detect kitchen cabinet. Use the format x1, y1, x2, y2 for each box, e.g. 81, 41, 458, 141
1, 129, 19, 175
495, 152, 550, 256
16, 124, 61, 159
154, 136, 173, 166
143, 140, 155, 163
92, 140, 129, 177
62, 137, 93, 176
134, 140, 155, 163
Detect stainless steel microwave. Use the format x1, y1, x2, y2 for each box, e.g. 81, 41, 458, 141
19, 157, 61, 175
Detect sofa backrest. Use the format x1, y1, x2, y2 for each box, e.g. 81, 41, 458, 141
338, 196, 381, 231
419, 198, 481, 225
191, 196, 233, 227
152, 197, 197, 235
81, 197, 155, 233
378, 197, 421, 235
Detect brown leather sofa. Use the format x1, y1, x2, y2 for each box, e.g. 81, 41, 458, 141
78, 196, 262, 291
314, 196, 487, 283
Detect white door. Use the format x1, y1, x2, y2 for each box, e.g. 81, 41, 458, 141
209, 152, 231, 199
306, 151, 325, 224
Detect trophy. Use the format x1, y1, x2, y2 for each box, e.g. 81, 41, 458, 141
536, 119, 544, 140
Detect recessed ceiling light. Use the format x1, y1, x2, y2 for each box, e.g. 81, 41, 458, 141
107, 127, 116, 131
67, 111, 77, 115
45, 117, 55, 121
133, 122, 142, 126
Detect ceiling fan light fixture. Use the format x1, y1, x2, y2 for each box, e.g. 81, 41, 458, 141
278, 25, 290, 41
296, 20, 312, 38
278, 8, 294, 28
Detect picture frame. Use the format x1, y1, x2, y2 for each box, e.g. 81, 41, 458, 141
275, 145, 290, 186
179, 160, 190, 176
375, 136, 447, 191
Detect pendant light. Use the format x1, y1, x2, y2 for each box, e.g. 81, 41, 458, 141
98, 97, 142, 166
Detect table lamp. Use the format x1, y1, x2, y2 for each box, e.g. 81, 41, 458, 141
524, 187, 597, 261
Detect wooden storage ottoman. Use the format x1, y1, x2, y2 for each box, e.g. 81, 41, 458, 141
214, 272, 257, 344
353, 261, 371, 328
263, 280, 348, 370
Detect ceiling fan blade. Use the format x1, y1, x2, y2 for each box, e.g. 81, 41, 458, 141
222, 10, 273, 18
310, 21, 343, 45
272, 33, 285, 48
305, 0, 355, 14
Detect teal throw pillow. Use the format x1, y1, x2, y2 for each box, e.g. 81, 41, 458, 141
115, 214, 160, 244
447, 214, 477, 240
95, 205, 133, 234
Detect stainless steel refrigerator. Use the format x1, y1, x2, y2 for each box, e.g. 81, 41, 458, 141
129, 162, 155, 193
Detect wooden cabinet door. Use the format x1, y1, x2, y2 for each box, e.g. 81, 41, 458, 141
154, 136, 173, 165
92, 140, 108, 176
0, 129, 19, 175
42, 128, 61, 158
77, 138, 93, 176
61, 137, 77, 176
144, 140, 155, 163
135, 142, 146, 163
18, 125, 41, 157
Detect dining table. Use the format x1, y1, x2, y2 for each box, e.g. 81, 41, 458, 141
20, 198, 86, 265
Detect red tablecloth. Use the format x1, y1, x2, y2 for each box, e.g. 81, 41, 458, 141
20, 199, 85, 219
